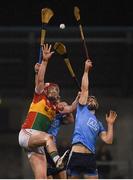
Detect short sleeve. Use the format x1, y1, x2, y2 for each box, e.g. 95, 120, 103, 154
98, 121, 106, 134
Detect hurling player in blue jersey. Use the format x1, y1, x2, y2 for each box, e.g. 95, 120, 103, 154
46, 110, 74, 179
67, 59, 117, 179
34, 63, 80, 179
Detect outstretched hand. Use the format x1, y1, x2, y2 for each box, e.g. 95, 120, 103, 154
106, 110, 117, 125
85, 59, 93, 71
42, 44, 54, 61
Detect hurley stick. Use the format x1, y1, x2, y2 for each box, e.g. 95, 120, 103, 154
38, 8, 54, 63
54, 42, 80, 90
74, 6, 89, 59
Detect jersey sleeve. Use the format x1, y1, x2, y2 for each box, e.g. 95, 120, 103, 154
35, 87, 44, 95
98, 121, 106, 134
78, 103, 87, 109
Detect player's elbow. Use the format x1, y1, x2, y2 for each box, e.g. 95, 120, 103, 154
101, 135, 113, 144
101, 132, 113, 144
70, 104, 77, 112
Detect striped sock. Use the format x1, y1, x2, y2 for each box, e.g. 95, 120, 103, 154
50, 151, 60, 163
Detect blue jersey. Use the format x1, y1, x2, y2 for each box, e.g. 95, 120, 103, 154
72, 104, 106, 153
48, 113, 64, 138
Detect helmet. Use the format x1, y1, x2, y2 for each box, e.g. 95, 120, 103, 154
44, 82, 60, 96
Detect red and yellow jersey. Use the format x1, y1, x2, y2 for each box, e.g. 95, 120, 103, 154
22, 91, 57, 132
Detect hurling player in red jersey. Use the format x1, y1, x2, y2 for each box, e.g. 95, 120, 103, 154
18, 44, 79, 179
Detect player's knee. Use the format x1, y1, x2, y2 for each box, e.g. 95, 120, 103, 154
44, 134, 54, 146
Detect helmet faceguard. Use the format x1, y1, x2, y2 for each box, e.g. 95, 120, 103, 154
44, 83, 60, 103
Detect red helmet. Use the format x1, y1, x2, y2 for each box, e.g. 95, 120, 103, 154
44, 82, 60, 96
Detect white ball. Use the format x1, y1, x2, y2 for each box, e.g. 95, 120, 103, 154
59, 23, 65, 29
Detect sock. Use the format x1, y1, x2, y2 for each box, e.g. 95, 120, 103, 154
50, 151, 60, 163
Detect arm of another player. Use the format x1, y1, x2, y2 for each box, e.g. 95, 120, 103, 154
100, 110, 117, 144
57, 92, 81, 114
62, 112, 74, 124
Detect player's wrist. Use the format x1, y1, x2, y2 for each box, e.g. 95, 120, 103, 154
107, 122, 114, 126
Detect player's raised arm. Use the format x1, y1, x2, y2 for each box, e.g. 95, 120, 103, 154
100, 110, 117, 144
79, 59, 92, 105
57, 91, 80, 114
36, 44, 54, 94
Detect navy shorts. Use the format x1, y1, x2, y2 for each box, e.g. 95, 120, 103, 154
67, 151, 98, 177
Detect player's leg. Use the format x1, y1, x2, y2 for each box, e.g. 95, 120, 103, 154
84, 174, 98, 179
53, 169, 67, 179
19, 129, 61, 169
47, 175, 53, 179
67, 167, 81, 179
46, 147, 67, 179
67, 151, 99, 179
28, 130, 56, 151
29, 152, 47, 179
82, 153, 99, 179
66, 151, 81, 179
19, 129, 51, 149
27, 129, 64, 167
68, 174, 80, 179
19, 129, 47, 178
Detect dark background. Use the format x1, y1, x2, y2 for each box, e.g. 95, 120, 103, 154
0, 0, 133, 98
0, 0, 132, 27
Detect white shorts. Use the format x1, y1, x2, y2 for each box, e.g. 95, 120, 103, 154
18, 129, 45, 158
